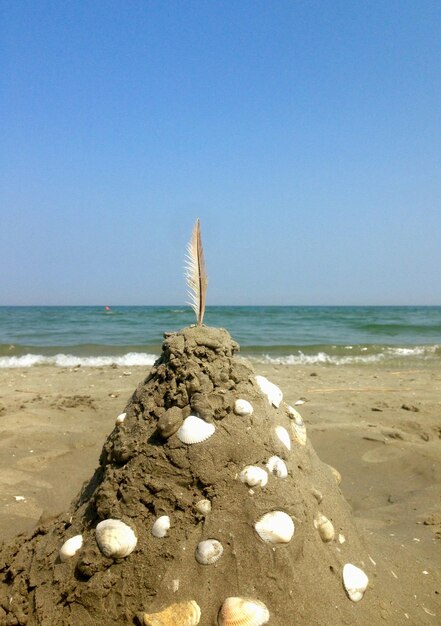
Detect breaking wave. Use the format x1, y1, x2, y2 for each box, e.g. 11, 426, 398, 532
0, 352, 158, 369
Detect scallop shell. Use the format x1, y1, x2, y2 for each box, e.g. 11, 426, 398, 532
342, 563, 369, 602
218, 597, 269, 626
195, 539, 224, 565
115, 412, 126, 425
255, 375, 283, 408
266, 456, 288, 479
275, 425, 291, 450
234, 399, 254, 416
195, 499, 211, 515
95, 519, 137, 559
254, 511, 295, 544
152, 515, 170, 538
239, 466, 268, 487
142, 600, 201, 625
176, 415, 215, 444
314, 513, 335, 542
287, 408, 307, 445
59, 534, 83, 562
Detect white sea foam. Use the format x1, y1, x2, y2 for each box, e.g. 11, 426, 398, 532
0, 352, 158, 369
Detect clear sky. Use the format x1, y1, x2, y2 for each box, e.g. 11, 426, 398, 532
1, 0, 440, 306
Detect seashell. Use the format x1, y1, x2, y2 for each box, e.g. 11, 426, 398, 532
275, 425, 291, 450
239, 466, 268, 487
234, 399, 254, 416
286, 405, 302, 421
291, 421, 307, 446
266, 456, 288, 479
328, 464, 342, 485
218, 597, 269, 626
195, 499, 211, 515
115, 412, 126, 425
59, 534, 83, 562
314, 513, 335, 542
294, 399, 305, 405
142, 600, 201, 625
195, 539, 224, 565
254, 511, 295, 544
95, 519, 137, 559
338, 533, 346, 544
255, 375, 283, 408
311, 488, 323, 503
152, 515, 170, 538
342, 563, 369, 602
176, 415, 215, 444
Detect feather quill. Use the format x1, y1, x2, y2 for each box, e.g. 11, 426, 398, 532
185, 219, 208, 326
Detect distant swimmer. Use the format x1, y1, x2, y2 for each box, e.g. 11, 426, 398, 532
105, 306, 111, 311
104, 306, 112, 314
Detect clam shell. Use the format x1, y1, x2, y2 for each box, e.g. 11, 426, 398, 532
177, 415, 215, 444
255, 375, 283, 408
59, 534, 83, 562
116, 412, 126, 425
152, 515, 170, 538
195, 539, 224, 565
266, 456, 288, 479
239, 466, 268, 487
218, 597, 269, 626
234, 399, 254, 416
314, 513, 335, 542
342, 563, 369, 602
95, 519, 137, 559
142, 600, 201, 625
195, 499, 211, 515
254, 511, 295, 544
275, 425, 291, 451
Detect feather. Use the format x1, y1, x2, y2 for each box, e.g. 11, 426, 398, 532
185, 219, 208, 326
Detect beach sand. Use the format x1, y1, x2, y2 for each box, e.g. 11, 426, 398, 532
0, 360, 440, 622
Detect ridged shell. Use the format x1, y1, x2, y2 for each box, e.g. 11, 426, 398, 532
314, 513, 335, 542
152, 515, 170, 538
286, 405, 302, 421
234, 399, 254, 416
266, 456, 288, 479
195, 539, 224, 565
195, 499, 211, 515
254, 511, 295, 544
239, 466, 268, 487
255, 375, 283, 408
218, 597, 270, 626
275, 425, 291, 450
177, 415, 215, 444
115, 412, 126, 425
142, 600, 201, 625
342, 563, 369, 602
59, 534, 83, 562
95, 519, 137, 558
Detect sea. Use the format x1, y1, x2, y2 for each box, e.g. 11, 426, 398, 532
0, 306, 440, 368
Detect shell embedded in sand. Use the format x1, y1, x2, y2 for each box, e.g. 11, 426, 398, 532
234, 399, 254, 416
142, 600, 201, 625
95, 519, 137, 559
287, 407, 307, 445
152, 515, 170, 538
254, 511, 295, 544
255, 375, 283, 408
286, 404, 302, 420
294, 399, 305, 406
328, 464, 342, 485
176, 415, 215, 444
311, 487, 323, 503
195, 499, 211, 515
266, 456, 288, 479
275, 425, 291, 450
195, 539, 224, 565
313, 513, 335, 542
59, 534, 83, 562
115, 412, 126, 425
218, 597, 270, 626
342, 563, 369, 602
239, 466, 268, 487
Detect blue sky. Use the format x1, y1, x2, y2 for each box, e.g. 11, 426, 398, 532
1, 1, 440, 305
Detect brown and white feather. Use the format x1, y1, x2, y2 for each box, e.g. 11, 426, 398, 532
185, 219, 208, 326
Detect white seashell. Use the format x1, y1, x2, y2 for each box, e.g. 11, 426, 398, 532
218, 597, 269, 626
291, 421, 307, 446
287, 405, 302, 421
195, 539, 224, 565
328, 464, 342, 485
176, 415, 215, 444
195, 499, 211, 515
152, 515, 170, 538
254, 511, 295, 544
95, 519, 137, 559
343, 563, 369, 602
142, 600, 201, 625
314, 513, 335, 542
116, 412, 126, 425
294, 399, 305, 405
59, 534, 83, 562
239, 466, 268, 487
234, 399, 254, 416
275, 425, 291, 450
255, 375, 283, 408
266, 456, 288, 479
338, 533, 346, 544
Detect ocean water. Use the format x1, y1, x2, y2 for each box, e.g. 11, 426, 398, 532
0, 306, 440, 368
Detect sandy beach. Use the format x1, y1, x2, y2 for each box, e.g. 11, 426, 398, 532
1, 360, 440, 622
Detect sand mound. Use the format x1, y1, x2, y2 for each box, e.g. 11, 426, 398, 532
0, 326, 401, 625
